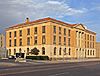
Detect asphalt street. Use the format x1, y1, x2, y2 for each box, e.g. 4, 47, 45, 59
0, 61, 100, 76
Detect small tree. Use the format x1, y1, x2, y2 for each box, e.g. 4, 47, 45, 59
30, 47, 39, 56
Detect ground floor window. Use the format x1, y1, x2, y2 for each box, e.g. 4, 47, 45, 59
14, 49, 16, 55
27, 48, 29, 55
42, 47, 45, 55
54, 47, 56, 55
9, 49, 11, 55
69, 48, 71, 55
59, 48, 61, 55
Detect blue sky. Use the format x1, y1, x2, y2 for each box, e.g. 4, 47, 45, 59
0, 0, 100, 41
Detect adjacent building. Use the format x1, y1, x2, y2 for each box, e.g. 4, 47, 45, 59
0, 33, 6, 58
96, 42, 100, 58
0, 33, 4, 48
6, 17, 96, 59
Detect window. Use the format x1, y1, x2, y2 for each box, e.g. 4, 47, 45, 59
14, 39, 16, 46
19, 38, 22, 46
59, 36, 61, 45
64, 37, 66, 45
14, 49, 16, 55
59, 48, 61, 55
88, 50, 89, 55
27, 37, 30, 45
53, 26, 56, 33
59, 27, 61, 34
34, 36, 37, 45
42, 26, 45, 33
27, 28, 30, 35
42, 47, 45, 55
14, 31, 16, 37
19, 48, 21, 53
90, 50, 92, 55
9, 49, 11, 55
69, 48, 71, 55
27, 48, 29, 55
68, 38, 70, 46
9, 32, 11, 38
93, 50, 94, 55
87, 35, 89, 40
53, 35, 56, 44
42, 35, 46, 44
64, 28, 66, 35
19, 30, 22, 36
9, 40, 11, 47
34, 27, 37, 34
64, 48, 66, 55
68, 29, 70, 36
54, 47, 56, 55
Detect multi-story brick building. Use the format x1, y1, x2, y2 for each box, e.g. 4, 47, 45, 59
6, 17, 96, 59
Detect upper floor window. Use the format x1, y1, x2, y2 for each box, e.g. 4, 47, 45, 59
64, 37, 66, 45
19, 38, 22, 46
9, 32, 11, 38
64, 28, 66, 35
9, 39, 11, 47
68, 38, 70, 46
59, 27, 61, 34
53, 26, 56, 33
34, 36, 37, 45
34, 27, 37, 34
14, 39, 16, 46
42, 26, 45, 33
27, 28, 30, 35
14, 31, 16, 37
27, 37, 30, 45
59, 36, 61, 45
42, 35, 46, 44
19, 30, 22, 36
68, 29, 70, 37
53, 35, 56, 44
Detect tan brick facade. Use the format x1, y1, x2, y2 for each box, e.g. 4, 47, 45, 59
6, 17, 96, 59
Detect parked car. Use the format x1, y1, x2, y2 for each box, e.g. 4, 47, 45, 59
8, 55, 16, 59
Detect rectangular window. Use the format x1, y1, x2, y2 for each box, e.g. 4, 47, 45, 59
59, 36, 61, 45
42, 26, 45, 33
53, 26, 56, 33
64, 37, 66, 45
9, 32, 11, 38
14, 39, 16, 46
42, 35, 46, 44
19, 38, 22, 46
87, 35, 89, 40
27, 37, 30, 45
34, 36, 37, 45
19, 30, 22, 36
59, 27, 61, 34
27, 28, 30, 35
14, 31, 16, 37
53, 35, 56, 44
64, 28, 66, 35
27, 48, 29, 55
68, 29, 70, 37
9, 40, 11, 47
14, 49, 16, 55
34, 27, 37, 34
68, 38, 70, 46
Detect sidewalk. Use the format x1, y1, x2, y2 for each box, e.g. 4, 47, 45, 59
26, 58, 100, 64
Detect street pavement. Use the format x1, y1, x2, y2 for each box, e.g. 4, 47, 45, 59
0, 61, 100, 76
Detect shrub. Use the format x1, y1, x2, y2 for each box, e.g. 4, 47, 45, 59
26, 56, 49, 60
